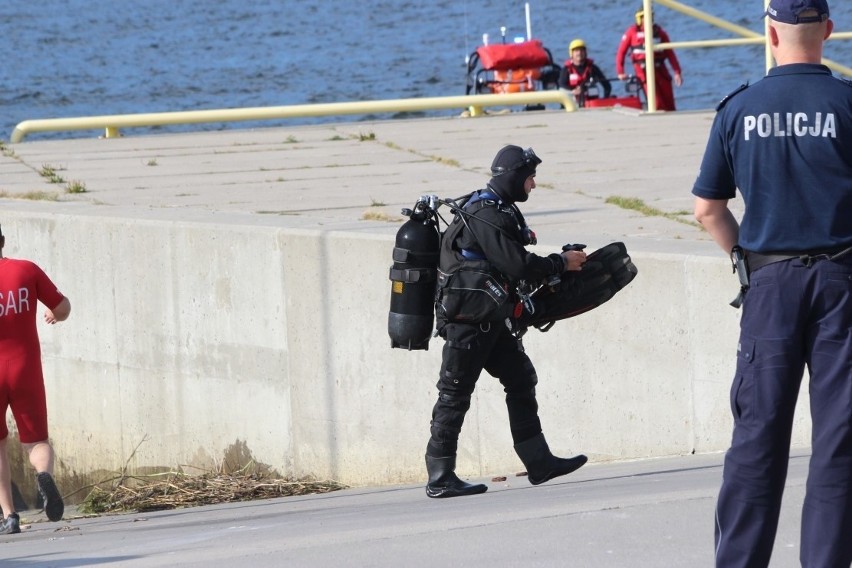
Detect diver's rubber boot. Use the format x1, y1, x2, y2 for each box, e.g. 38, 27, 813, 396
425, 455, 488, 498
514, 433, 587, 485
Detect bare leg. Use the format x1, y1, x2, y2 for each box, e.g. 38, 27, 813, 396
0, 438, 15, 516
22, 440, 54, 474
23, 440, 63, 522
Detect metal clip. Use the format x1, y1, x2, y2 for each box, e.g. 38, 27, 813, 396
729, 245, 749, 309
521, 294, 535, 315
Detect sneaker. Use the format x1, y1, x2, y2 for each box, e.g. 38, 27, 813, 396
36, 472, 64, 522
0, 513, 21, 535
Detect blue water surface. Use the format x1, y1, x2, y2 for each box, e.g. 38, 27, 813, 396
3, 0, 850, 140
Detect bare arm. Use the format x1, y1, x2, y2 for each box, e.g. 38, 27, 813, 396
44, 297, 70, 324
694, 197, 739, 253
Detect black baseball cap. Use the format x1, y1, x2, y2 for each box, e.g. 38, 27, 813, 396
765, 0, 829, 24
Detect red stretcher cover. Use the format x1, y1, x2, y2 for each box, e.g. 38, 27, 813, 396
475, 40, 550, 71
585, 96, 643, 110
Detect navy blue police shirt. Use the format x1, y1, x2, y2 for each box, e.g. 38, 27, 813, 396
692, 64, 852, 253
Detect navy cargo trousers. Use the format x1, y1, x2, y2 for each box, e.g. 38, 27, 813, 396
714, 254, 852, 568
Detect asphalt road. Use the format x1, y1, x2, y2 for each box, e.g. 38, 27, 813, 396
1, 451, 810, 567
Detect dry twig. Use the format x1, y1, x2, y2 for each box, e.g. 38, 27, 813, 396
80, 470, 347, 514
75, 436, 347, 514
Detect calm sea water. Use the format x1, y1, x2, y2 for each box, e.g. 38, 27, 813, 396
3, 0, 850, 141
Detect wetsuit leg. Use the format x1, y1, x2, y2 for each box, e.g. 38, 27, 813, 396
484, 329, 542, 444
427, 322, 499, 458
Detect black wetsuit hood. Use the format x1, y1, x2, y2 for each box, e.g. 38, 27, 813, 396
487, 145, 541, 204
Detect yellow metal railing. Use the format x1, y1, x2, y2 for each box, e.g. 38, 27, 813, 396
9, 90, 577, 143
642, 0, 851, 112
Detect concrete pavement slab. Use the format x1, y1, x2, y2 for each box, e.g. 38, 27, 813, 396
4, 108, 731, 256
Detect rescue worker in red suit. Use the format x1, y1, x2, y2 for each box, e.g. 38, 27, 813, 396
0, 223, 69, 534
616, 7, 683, 111
559, 39, 612, 108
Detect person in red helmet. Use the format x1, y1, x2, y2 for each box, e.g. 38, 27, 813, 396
616, 7, 683, 111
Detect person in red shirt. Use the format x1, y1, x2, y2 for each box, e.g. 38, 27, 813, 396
0, 223, 70, 534
616, 7, 683, 111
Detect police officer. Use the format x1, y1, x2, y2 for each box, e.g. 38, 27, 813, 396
424, 145, 588, 498
692, 1, 852, 565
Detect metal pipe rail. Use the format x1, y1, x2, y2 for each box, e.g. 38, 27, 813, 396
10, 90, 577, 143
641, 0, 852, 112
663, 33, 852, 49
658, 37, 852, 79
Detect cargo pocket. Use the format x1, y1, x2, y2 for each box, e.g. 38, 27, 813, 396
730, 337, 756, 424
438, 324, 483, 392
823, 270, 852, 324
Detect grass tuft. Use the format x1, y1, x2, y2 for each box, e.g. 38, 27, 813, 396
66, 180, 88, 194
362, 209, 402, 222
605, 196, 697, 227
39, 164, 65, 184
0, 190, 60, 201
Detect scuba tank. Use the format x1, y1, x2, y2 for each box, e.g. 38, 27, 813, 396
388, 195, 441, 350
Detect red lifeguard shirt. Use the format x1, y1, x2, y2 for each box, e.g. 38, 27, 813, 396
0, 257, 65, 359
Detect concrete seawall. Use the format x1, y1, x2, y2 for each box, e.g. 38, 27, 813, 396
1, 109, 810, 505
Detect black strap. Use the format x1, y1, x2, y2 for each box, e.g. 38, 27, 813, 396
746, 252, 798, 273
828, 246, 852, 262
748, 245, 852, 272
731, 246, 852, 309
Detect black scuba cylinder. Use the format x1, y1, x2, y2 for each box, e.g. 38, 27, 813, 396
388, 196, 441, 350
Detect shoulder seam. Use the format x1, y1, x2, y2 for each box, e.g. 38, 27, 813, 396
716, 83, 749, 111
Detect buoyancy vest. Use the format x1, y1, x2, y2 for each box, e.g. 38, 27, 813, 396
562, 58, 597, 90
435, 193, 513, 324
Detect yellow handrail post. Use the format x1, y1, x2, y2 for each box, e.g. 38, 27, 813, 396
644, 0, 658, 112
765, 0, 774, 74
104, 126, 121, 139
